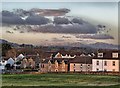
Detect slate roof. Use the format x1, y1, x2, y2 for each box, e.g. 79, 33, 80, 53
69, 56, 92, 64
93, 51, 120, 60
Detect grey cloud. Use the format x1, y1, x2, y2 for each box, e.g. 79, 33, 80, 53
2, 8, 70, 18
2, 16, 24, 24
54, 17, 70, 24
1, 11, 50, 25
75, 34, 114, 39
28, 22, 97, 34
2, 11, 14, 16
71, 18, 83, 24
1, 10, 105, 34
25, 16, 50, 25
2, 11, 24, 24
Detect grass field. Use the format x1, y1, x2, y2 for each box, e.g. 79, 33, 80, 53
1, 73, 120, 88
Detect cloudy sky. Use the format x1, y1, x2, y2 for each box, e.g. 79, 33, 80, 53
1, 2, 118, 46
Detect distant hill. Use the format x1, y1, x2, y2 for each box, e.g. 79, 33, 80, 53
0, 39, 19, 47
0, 39, 119, 50
88, 42, 119, 50
70, 42, 119, 50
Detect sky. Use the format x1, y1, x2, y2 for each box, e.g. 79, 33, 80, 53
1, 2, 119, 46
2, 2, 118, 26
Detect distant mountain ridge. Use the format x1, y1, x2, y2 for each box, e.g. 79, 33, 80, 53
69, 42, 119, 50
0, 39, 119, 50
88, 42, 119, 50
0, 39, 20, 47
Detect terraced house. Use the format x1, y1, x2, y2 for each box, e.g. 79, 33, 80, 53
41, 52, 94, 72
92, 50, 120, 72
69, 56, 93, 72
41, 59, 68, 72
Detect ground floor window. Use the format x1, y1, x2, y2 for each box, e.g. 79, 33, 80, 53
55, 69, 58, 72
112, 61, 115, 66
96, 68, 99, 71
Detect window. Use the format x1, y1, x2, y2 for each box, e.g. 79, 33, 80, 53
98, 53, 103, 58
74, 64, 76, 71
96, 68, 99, 71
74, 69, 75, 72
55, 69, 58, 72
104, 61, 107, 66
41, 64, 44, 68
113, 61, 115, 66
112, 53, 118, 58
80, 64, 82, 68
96, 61, 99, 65
43, 64, 44, 68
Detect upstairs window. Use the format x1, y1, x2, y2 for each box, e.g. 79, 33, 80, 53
98, 53, 103, 58
74, 64, 76, 69
112, 61, 115, 66
96, 61, 99, 65
74, 64, 75, 66
112, 53, 118, 58
104, 61, 107, 66
80, 64, 82, 68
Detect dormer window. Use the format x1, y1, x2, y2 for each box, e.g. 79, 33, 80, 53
98, 53, 103, 58
112, 53, 118, 58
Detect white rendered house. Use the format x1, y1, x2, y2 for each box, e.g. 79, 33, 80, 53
92, 52, 119, 72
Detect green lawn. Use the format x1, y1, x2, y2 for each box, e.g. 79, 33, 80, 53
1, 73, 120, 87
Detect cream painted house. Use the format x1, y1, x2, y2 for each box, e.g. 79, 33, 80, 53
92, 52, 120, 72
69, 56, 92, 72
41, 59, 68, 72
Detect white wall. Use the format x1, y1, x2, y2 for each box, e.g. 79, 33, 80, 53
92, 59, 119, 72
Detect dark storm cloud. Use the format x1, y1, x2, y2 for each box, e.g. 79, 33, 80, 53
2, 16, 24, 24
53, 17, 70, 24
1, 11, 50, 25
75, 34, 114, 39
2, 11, 24, 24
2, 11, 14, 16
29, 22, 97, 34
71, 18, 84, 24
2, 9, 107, 34
25, 15, 50, 25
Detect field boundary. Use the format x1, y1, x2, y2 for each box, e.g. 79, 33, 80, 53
3, 71, 120, 76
